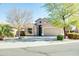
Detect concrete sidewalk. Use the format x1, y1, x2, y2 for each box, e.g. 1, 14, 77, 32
0, 39, 79, 49
0, 40, 79, 56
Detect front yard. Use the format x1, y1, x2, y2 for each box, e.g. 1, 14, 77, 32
0, 39, 79, 56
0, 36, 78, 49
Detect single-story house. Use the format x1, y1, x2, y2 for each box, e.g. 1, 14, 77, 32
13, 18, 64, 36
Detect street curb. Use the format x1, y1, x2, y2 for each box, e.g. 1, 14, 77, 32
0, 40, 79, 49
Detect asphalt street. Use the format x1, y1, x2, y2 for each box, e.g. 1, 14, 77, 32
0, 42, 79, 56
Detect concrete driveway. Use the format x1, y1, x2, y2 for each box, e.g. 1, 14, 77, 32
0, 41, 79, 56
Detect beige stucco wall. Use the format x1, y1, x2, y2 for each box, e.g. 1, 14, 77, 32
12, 23, 37, 36
35, 18, 64, 36
12, 28, 17, 37
24, 23, 37, 36
42, 21, 64, 35
12, 18, 64, 36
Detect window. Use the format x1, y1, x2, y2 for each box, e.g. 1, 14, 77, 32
28, 28, 32, 34
20, 31, 26, 36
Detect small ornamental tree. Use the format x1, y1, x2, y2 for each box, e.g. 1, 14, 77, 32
44, 3, 79, 38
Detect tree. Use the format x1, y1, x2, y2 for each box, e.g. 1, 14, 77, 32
7, 8, 32, 38
44, 3, 79, 38
0, 24, 13, 40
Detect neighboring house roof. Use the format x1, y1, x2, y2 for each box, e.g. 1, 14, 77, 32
9, 23, 35, 30
7, 18, 63, 29
35, 18, 58, 28
35, 18, 50, 25
35, 18, 48, 22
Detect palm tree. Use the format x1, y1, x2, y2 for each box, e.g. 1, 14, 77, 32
0, 24, 13, 40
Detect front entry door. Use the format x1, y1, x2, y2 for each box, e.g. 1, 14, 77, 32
38, 25, 42, 36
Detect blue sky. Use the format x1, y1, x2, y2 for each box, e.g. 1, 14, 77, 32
0, 3, 48, 23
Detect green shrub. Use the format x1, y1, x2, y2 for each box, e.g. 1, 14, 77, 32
57, 35, 64, 41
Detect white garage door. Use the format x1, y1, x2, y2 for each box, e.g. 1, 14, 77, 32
43, 27, 64, 36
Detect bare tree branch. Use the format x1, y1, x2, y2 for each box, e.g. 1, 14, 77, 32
7, 8, 32, 37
